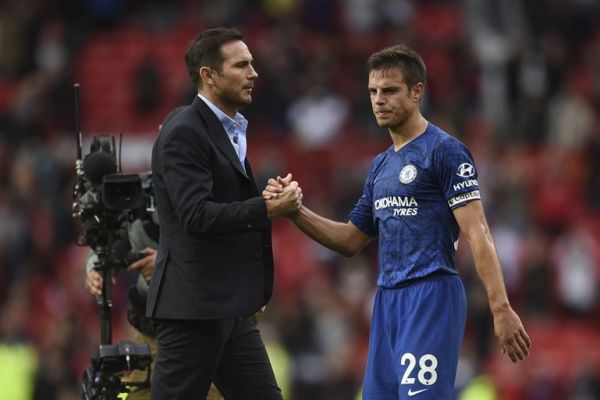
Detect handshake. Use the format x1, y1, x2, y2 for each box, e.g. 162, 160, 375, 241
262, 173, 303, 218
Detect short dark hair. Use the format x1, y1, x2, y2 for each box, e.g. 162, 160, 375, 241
185, 27, 244, 88
366, 45, 427, 89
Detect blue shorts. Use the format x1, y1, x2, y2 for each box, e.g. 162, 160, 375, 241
362, 274, 467, 400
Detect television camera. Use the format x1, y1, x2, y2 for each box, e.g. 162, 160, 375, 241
71, 83, 153, 399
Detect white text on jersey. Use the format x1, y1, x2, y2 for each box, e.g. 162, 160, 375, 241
375, 196, 418, 210
452, 179, 478, 192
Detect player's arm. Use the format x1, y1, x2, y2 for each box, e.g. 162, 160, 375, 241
453, 200, 531, 362
263, 175, 371, 256
289, 205, 371, 257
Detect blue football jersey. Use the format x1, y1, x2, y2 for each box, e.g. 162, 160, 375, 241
349, 122, 481, 287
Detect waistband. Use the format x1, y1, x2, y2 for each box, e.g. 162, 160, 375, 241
389, 270, 457, 289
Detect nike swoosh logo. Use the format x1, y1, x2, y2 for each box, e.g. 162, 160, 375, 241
407, 388, 429, 396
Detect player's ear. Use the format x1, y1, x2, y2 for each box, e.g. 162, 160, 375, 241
411, 82, 424, 102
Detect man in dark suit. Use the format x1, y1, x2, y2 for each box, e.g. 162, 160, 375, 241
147, 27, 301, 399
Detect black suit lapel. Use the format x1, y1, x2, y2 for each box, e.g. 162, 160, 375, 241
245, 159, 260, 196
193, 97, 249, 179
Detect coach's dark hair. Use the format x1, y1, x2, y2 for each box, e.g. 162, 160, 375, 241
366, 45, 427, 89
185, 27, 244, 88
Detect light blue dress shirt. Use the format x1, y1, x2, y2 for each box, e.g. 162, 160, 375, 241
197, 94, 247, 171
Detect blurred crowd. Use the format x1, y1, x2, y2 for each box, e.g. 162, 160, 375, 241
0, 0, 599, 399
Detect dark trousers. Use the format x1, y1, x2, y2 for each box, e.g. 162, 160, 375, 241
151, 316, 282, 400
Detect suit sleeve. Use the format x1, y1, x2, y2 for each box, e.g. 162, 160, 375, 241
161, 125, 268, 235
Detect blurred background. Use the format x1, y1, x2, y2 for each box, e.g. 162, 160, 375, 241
0, 0, 599, 399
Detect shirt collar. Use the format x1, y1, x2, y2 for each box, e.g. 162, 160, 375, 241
197, 94, 247, 135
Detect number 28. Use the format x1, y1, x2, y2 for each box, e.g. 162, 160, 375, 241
400, 353, 438, 386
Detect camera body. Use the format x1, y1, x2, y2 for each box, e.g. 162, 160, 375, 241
73, 135, 153, 271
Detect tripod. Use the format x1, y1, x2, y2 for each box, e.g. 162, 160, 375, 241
81, 245, 152, 400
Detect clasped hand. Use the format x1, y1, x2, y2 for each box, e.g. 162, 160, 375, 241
263, 173, 302, 218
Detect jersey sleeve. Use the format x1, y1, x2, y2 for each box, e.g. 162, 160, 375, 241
348, 157, 382, 237
434, 137, 481, 210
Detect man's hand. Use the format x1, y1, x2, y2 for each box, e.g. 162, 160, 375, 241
262, 173, 293, 200
493, 305, 531, 363
264, 173, 302, 217
127, 247, 157, 283
84, 269, 115, 298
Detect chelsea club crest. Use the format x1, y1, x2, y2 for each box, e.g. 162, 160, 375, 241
399, 164, 417, 184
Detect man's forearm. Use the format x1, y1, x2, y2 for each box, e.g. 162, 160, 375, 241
470, 231, 511, 313
289, 206, 359, 257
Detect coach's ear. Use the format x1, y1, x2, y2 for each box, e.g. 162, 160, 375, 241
200, 66, 215, 86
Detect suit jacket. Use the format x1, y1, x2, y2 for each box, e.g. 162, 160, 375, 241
146, 97, 274, 319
